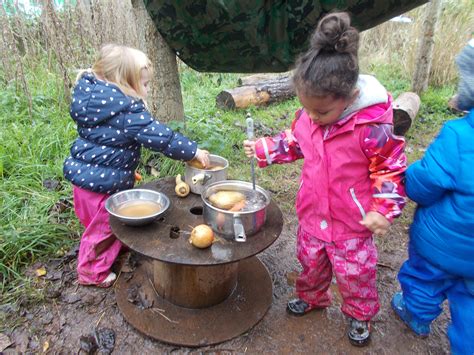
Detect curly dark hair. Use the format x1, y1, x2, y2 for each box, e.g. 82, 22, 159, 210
293, 12, 359, 99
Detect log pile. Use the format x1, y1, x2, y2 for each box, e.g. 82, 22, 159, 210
216, 73, 420, 137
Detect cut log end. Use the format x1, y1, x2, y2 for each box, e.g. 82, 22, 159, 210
393, 92, 421, 136
216, 91, 236, 109
393, 110, 412, 136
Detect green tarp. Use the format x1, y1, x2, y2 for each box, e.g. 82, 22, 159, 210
145, 0, 427, 73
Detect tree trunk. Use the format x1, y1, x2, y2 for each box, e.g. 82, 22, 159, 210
411, 0, 442, 94
216, 73, 295, 110
131, 0, 184, 122
393, 92, 421, 136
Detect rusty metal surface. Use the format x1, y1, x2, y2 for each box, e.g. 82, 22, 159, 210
110, 178, 283, 266
153, 261, 239, 308
115, 256, 273, 347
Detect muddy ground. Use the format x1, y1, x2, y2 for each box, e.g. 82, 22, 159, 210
2, 211, 450, 354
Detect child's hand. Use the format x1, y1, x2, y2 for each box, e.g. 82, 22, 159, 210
195, 148, 210, 168
360, 211, 390, 237
243, 139, 256, 158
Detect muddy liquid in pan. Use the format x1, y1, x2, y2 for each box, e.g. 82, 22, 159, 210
207, 190, 267, 212
116, 201, 162, 217
208, 165, 224, 171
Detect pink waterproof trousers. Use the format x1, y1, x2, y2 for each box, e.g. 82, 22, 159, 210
73, 186, 123, 285
296, 226, 379, 321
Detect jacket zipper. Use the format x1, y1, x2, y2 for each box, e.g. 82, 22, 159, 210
298, 179, 303, 192
323, 127, 330, 140
349, 187, 366, 219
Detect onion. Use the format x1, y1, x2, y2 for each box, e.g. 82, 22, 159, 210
189, 224, 214, 249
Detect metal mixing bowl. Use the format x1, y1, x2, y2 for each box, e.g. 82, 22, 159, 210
105, 189, 170, 226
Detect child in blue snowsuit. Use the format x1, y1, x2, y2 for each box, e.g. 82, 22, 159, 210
391, 39, 474, 354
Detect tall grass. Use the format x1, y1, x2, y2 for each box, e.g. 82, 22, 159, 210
360, 0, 474, 87
0, 64, 80, 296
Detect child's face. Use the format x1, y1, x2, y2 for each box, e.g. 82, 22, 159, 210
139, 68, 150, 98
298, 92, 357, 126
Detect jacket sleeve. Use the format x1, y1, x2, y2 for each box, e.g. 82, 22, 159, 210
406, 123, 458, 206
362, 123, 407, 222
124, 107, 198, 161
254, 112, 304, 168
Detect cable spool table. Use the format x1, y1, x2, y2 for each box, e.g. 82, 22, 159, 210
110, 177, 283, 347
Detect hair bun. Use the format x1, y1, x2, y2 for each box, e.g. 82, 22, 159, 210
310, 12, 359, 55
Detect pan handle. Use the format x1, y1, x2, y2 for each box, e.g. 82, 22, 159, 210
192, 173, 212, 185
233, 214, 246, 242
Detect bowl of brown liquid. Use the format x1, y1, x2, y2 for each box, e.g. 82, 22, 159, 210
105, 189, 170, 226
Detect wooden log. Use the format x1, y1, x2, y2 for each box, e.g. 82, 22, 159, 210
238, 72, 292, 86
393, 92, 421, 136
217, 86, 271, 109
216, 74, 295, 109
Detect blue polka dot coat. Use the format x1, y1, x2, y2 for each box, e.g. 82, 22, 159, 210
63, 72, 198, 194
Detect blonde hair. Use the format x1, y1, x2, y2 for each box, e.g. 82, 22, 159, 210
76, 44, 152, 100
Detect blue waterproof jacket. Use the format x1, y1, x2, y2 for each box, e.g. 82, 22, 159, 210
407, 109, 474, 279
63, 72, 198, 194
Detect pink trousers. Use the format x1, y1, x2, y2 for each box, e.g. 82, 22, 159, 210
73, 186, 123, 285
296, 226, 379, 321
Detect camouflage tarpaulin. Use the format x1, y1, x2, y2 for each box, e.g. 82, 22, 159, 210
144, 0, 428, 73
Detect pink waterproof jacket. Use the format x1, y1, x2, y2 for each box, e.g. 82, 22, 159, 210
255, 94, 407, 242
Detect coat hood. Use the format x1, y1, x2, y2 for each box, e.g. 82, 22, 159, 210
339, 74, 392, 126
70, 72, 134, 126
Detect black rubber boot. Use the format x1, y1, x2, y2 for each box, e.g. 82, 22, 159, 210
347, 318, 371, 347
286, 299, 310, 316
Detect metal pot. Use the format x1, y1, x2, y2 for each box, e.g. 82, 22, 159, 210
201, 180, 271, 242
185, 154, 228, 194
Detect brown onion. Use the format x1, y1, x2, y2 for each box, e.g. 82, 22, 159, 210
189, 224, 214, 249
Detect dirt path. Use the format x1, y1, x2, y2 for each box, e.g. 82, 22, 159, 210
3, 213, 450, 354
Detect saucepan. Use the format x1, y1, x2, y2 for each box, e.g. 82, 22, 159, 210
201, 180, 270, 242
185, 154, 229, 194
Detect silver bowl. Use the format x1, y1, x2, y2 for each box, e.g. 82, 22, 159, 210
105, 189, 170, 226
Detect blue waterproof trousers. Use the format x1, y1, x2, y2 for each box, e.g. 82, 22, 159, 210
398, 245, 474, 355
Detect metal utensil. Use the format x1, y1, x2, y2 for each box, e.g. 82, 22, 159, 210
246, 113, 256, 190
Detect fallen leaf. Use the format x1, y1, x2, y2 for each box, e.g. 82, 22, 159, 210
285, 271, 298, 286
0, 333, 12, 352
43, 340, 49, 353
36, 266, 47, 277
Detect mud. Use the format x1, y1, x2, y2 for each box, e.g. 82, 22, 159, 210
2, 215, 450, 354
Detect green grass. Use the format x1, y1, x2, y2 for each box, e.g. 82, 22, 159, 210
0, 54, 459, 311
0, 65, 80, 302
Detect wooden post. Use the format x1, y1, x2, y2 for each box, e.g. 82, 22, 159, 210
411, 0, 442, 94
131, 0, 184, 121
